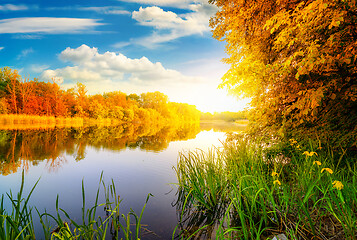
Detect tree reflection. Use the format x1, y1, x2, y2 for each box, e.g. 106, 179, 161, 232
0, 122, 200, 175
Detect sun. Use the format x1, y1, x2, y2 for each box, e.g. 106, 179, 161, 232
194, 90, 250, 113
171, 87, 250, 113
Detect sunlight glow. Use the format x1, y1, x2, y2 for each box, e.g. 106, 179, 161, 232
170, 88, 250, 113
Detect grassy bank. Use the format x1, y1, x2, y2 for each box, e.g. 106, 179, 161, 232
0, 114, 84, 129
0, 172, 151, 240
0, 114, 140, 130
174, 133, 357, 239
200, 120, 248, 133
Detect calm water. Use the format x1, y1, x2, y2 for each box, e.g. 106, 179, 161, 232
0, 122, 245, 239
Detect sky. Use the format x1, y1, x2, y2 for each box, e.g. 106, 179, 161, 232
0, 0, 249, 113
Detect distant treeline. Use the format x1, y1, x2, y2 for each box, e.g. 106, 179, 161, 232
0, 67, 200, 124
201, 111, 247, 122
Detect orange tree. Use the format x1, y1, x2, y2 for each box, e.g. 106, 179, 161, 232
209, 0, 357, 147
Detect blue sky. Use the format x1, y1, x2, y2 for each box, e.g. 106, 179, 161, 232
0, 0, 249, 112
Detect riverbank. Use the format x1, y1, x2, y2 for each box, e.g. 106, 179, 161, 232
0, 114, 85, 129
0, 114, 201, 130
174, 133, 357, 239
0, 114, 246, 131
200, 119, 248, 132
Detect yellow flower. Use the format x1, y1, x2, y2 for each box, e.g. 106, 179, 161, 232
313, 161, 322, 166
303, 151, 318, 157
289, 139, 297, 144
321, 168, 333, 174
273, 180, 281, 185
271, 171, 278, 177
332, 180, 344, 190
296, 145, 301, 150
317, 146, 322, 150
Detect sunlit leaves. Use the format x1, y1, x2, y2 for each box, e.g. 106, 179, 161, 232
210, 0, 357, 145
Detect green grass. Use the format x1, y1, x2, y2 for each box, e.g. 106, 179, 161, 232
173, 134, 357, 239
0, 172, 38, 240
0, 172, 151, 240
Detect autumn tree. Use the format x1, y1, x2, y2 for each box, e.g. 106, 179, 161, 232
62, 88, 77, 117
210, 0, 357, 147
0, 67, 21, 114
140, 92, 171, 119
0, 68, 201, 125
18, 77, 34, 114
74, 83, 89, 117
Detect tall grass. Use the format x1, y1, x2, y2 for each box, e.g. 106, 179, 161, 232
0, 171, 151, 240
0, 114, 135, 130
0, 172, 39, 240
0, 114, 84, 130
174, 134, 357, 239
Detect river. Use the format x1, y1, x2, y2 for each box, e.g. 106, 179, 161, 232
0, 122, 245, 239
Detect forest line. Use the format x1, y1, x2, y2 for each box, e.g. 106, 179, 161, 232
0, 67, 248, 126
0, 67, 201, 124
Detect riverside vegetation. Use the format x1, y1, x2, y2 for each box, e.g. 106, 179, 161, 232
1, 0, 357, 239
172, 0, 357, 238
174, 134, 357, 239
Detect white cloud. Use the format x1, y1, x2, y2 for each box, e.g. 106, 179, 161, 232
0, 17, 104, 34
41, 44, 201, 88
41, 69, 64, 84
0, 4, 29, 11
112, 41, 131, 48
12, 34, 43, 39
41, 45, 248, 112
117, 3, 217, 48
119, 0, 199, 9
17, 48, 34, 60
79, 6, 130, 15
0, 47, 4, 51
30, 64, 50, 73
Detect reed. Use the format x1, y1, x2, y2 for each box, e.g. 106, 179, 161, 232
0, 172, 39, 240
0, 114, 84, 130
0, 171, 151, 240
174, 134, 357, 239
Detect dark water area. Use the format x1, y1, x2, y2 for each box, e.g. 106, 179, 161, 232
0, 122, 245, 239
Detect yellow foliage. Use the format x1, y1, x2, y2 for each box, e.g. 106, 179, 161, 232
210, 0, 357, 146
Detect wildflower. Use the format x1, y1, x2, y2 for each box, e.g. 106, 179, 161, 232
321, 168, 333, 174
271, 171, 278, 177
303, 151, 318, 157
313, 161, 322, 166
296, 145, 301, 150
332, 180, 344, 190
317, 146, 322, 150
289, 139, 297, 144
273, 180, 281, 185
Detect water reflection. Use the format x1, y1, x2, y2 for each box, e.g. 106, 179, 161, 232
0, 121, 247, 239
0, 123, 201, 176
173, 187, 229, 239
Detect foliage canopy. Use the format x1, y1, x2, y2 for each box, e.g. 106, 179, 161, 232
210, 0, 357, 147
